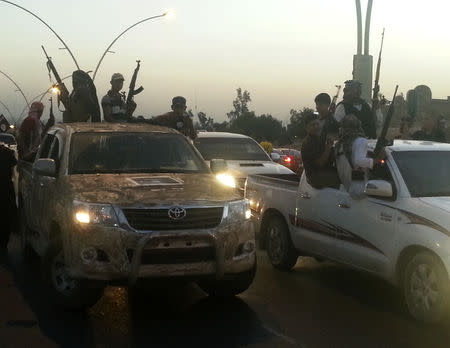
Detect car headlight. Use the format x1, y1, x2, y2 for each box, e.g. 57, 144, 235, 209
216, 173, 236, 188
73, 201, 119, 227
222, 199, 251, 223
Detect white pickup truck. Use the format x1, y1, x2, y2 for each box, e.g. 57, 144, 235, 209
246, 140, 450, 323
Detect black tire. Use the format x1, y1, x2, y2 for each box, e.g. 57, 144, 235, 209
403, 251, 450, 323
266, 216, 297, 271
198, 266, 256, 297
41, 244, 104, 310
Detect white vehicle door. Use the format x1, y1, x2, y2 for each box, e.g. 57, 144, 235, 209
326, 161, 398, 274
291, 174, 339, 259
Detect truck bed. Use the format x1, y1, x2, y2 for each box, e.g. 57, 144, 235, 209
247, 173, 300, 190
245, 173, 300, 239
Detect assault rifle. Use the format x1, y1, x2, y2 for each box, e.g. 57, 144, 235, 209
372, 29, 385, 111
329, 85, 342, 113
42, 46, 70, 110
126, 60, 144, 112
374, 85, 398, 156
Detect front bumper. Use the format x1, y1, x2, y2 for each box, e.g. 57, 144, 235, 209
64, 221, 256, 285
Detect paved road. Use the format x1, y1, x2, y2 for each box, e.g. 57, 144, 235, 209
1, 234, 450, 348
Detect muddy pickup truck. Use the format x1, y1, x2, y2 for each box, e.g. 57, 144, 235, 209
18, 123, 256, 309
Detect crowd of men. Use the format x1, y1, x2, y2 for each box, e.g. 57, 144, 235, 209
301, 79, 446, 198
100, 72, 196, 140
0, 75, 448, 255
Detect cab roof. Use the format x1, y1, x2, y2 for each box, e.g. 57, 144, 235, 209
368, 139, 450, 152
51, 122, 179, 134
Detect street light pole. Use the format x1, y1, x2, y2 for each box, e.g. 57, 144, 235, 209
92, 13, 167, 81
0, 70, 29, 108
364, 0, 373, 55
0, 0, 80, 69
355, 0, 363, 55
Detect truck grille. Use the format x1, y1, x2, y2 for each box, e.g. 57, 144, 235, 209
127, 247, 215, 264
122, 207, 224, 231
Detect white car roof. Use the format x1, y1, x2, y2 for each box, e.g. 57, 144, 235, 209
368, 139, 450, 152
197, 132, 252, 139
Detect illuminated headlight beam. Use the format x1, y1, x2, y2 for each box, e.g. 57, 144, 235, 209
216, 173, 236, 188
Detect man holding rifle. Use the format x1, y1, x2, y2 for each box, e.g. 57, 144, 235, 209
101, 73, 137, 122
333, 80, 380, 139
18, 101, 55, 161
335, 86, 397, 199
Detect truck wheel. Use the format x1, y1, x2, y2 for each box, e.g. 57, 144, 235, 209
266, 216, 297, 271
198, 266, 256, 297
42, 244, 104, 310
403, 251, 450, 323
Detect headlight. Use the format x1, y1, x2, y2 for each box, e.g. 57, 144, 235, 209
222, 199, 251, 223
216, 173, 236, 188
73, 201, 119, 227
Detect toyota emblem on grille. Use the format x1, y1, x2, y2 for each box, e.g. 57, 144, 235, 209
168, 207, 187, 221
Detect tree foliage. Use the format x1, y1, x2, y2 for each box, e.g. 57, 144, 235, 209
287, 107, 315, 140
227, 88, 252, 121
197, 111, 215, 131
187, 88, 311, 146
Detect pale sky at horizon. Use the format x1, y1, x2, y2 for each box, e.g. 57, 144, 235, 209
1, 0, 449, 125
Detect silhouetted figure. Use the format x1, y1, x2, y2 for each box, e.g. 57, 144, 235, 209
102, 73, 136, 122
0, 143, 17, 253
152, 96, 197, 140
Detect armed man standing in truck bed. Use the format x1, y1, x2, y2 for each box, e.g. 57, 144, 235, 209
101, 73, 137, 122
152, 96, 197, 140
333, 80, 380, 139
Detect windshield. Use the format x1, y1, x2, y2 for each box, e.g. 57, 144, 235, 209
69, 132, 210, 174
392, 151, 450, 197
0, 134, 16, 145
195, 137, 270, 161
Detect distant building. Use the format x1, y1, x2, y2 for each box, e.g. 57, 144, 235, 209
383, 86, 450, 140
406, 85, 450, 120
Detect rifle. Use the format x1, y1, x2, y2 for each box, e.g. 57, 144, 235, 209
329, 85, 342, 113
126, 60, 144, 112
372, 28, 385, 110
41, 46, 70, 110
49, 97, 54, 118
374, 85, 398, 156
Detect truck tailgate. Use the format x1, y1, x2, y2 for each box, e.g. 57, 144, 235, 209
245, 174, 299, 234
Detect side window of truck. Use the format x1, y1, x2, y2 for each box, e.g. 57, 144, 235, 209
38, 134, 55, 159
369, 161, 397, 200
48, 137, 60, 170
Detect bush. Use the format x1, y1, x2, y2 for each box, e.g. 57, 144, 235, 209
260, 141, 273, 154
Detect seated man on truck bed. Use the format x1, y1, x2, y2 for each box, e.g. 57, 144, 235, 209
301, 112, 340, 189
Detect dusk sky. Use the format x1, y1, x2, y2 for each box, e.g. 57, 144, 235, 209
1, 0, 449, 124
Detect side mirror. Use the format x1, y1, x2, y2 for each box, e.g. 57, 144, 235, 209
364, 180, 393, 198
33, 158, 56, 177
210, 159, 228, 173
271, 153, 281, 162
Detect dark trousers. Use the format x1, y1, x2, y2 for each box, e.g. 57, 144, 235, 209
0, 184, 16, 248
308, 169, 341, 190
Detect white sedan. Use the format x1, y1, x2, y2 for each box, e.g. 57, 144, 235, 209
195, 132, 294, 190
